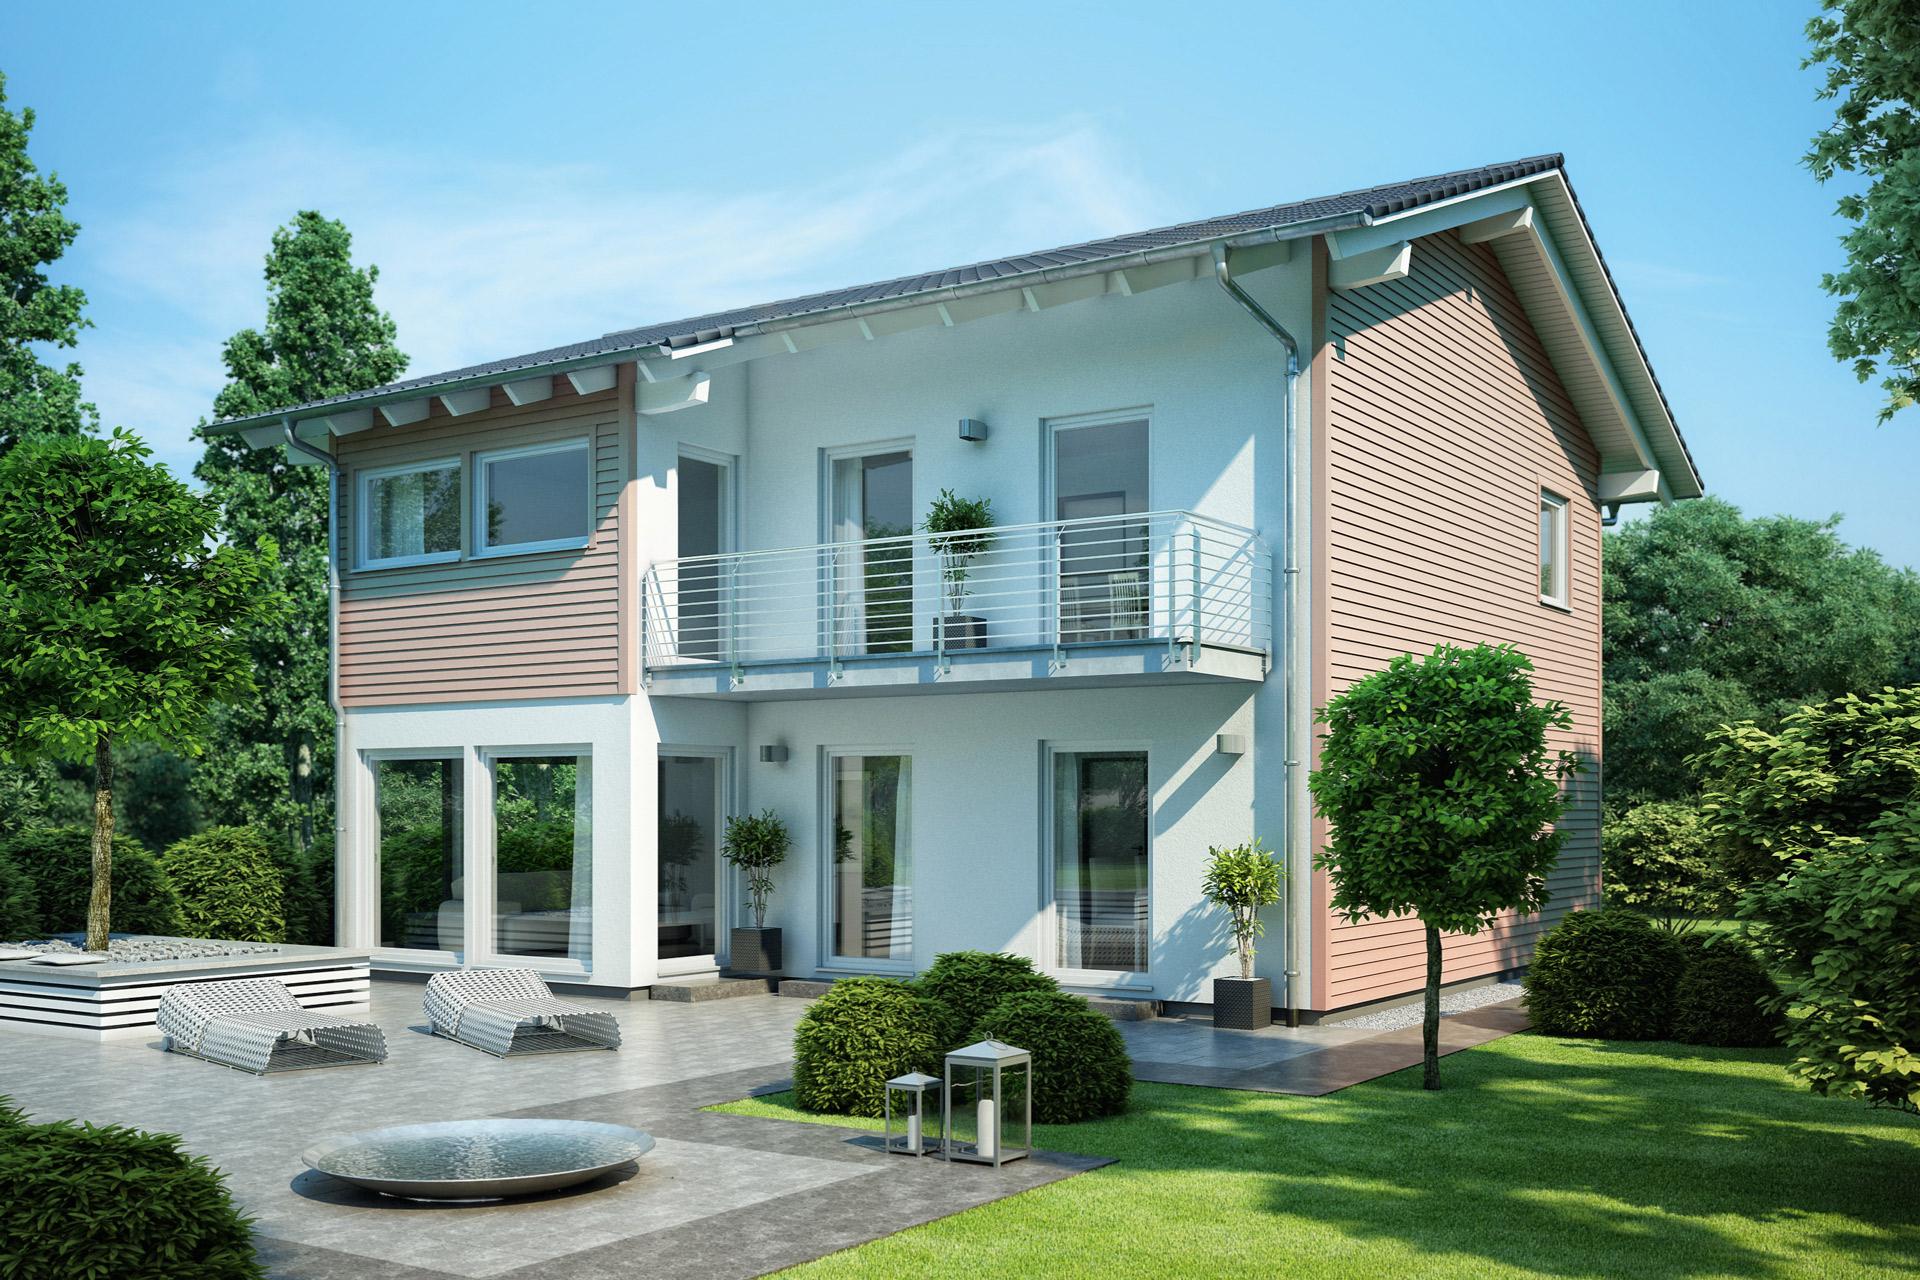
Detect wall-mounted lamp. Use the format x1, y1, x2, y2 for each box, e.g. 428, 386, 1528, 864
758, 745, 789, 764
958, 417, 989, 443
1215, 733, 1248, 757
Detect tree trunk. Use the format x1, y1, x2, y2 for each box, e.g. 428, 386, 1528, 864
1423, 921, 1442, 1091
87, 732, 115, 952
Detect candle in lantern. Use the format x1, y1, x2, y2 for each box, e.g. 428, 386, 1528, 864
977, 1094, 998, 1159
907, 1106, 921, 1153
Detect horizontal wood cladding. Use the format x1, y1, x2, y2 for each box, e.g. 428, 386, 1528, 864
334, 376, 629, 706
1318, 229, 1604, 1010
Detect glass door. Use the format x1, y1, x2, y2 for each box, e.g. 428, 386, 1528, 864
1051, 418, 1149, 643
372, 755, 466, 959
829, 449, 914, 654
677, 452, 732, 661
658, 752, 725, 973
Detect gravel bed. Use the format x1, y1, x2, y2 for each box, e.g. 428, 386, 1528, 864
0, 936, 281, 962
1331, 980, 1526, 1032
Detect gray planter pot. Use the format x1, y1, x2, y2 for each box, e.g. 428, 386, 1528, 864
1213, 976, 1272, 1031
937, 614, 987, 650
729, 927, 783, 976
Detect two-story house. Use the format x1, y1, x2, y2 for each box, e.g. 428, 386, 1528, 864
204, 154, 1700, 1020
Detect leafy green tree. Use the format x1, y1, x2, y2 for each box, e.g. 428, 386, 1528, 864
1601, 800, 1736, 931
1312, 642, 1577, 1089
1805, 0, 1920, 421
0, 431, 282, 948
1604, 497, 1920, 803
0, 72, 95, 454
1201, 839, 1283, 980
193, 212, 406, 850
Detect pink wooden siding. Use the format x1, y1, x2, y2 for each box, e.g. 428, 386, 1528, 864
1312, 229, 1604, 1010
335, 373, 633, 706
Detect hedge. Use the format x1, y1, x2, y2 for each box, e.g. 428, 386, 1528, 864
160, 827, 286, 943
0, 826, 184, 938
970, 990, 1132, 1123
0, 847, 36, 941
792, 978, 951, 1116
913, 951, 1059, 1050
1671, 935, 1783, 1048
1524, 908, 1686, 1039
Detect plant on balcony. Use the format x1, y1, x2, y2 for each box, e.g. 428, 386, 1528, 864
722, 809, 792, 973
1201, 839, 1284, 1029
922, 489, 995, 650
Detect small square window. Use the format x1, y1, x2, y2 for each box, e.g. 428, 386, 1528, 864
359, 460, 461, 569
475, 440, 591, 556
1539, 490, 1570, 608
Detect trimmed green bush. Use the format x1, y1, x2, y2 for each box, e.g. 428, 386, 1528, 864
0, 1102, 263, 1279
914, 951, 1059, 1049
1671, 935, 1783, 1048
970, 990, 1132, 1123
0, 825, 183, 938
792, 978, 950, 1117
161, 827, 287, 943
0, 847, 37, 941
1524, 908, 1686, 1039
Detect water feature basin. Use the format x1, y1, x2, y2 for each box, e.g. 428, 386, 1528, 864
303, 1118, 654, 1200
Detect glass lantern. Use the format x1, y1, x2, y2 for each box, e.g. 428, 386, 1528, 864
941, 1039, 1032, 1167
884, 1071, 942, 1156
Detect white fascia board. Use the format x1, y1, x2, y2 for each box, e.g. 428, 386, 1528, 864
661, 335, 733, 360
1328, 241, 1413, 291
1328, 182, 1538, 261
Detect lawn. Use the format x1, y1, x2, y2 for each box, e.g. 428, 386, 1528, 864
711, 1033, 1920, 1278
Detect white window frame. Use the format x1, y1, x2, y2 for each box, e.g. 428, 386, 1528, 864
1040, 739, 1154, 989
1539, 489, 1571, 610
817, 745, 916, 975
481, 744, 597, 979
472, 438, 594, 559
1041, 406, 1153, 522
355, 457, 463, 570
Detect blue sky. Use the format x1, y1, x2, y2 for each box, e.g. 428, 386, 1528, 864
5, 1, 1918, 566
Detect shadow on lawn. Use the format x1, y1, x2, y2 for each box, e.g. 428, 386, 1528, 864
1120, 1037, 1919, 1278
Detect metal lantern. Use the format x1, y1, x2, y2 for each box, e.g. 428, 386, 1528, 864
941, 1039, 1032, 1167
883, 1071, 942, 1156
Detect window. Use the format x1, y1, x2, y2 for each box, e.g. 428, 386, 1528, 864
1539, 490, 1570, 607
475, 440, 591, 556
827, 449, 914, 654
372, 756, 464, 954
676, 452, 733, 661
359, 460, 461, 568
1051, 750, 1149, 972
827, 753, 913, 963
1050, 416, 1150, 642
659, 753, 724, 963
492, 753, 593, 967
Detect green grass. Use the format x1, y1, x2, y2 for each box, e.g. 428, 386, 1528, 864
709, 1034, 1920, 1278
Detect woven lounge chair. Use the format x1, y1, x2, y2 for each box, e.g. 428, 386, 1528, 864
423, 968, 621, 1057
156, 977, 387, 1075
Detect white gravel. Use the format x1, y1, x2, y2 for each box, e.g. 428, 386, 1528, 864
1330, 980, 1526, 1032
0, 936, 281, 962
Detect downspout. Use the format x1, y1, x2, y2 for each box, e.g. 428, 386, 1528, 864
1211, 243, 1304, 1028
281, 420, 345, 945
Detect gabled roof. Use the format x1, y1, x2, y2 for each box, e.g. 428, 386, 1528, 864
202, 154, 1699, 497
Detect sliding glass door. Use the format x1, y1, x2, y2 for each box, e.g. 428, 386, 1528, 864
491, 754, 593, 968
828, 449, 914, 654
373, 756, 465, 956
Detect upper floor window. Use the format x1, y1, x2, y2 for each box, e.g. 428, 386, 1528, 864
1539, 490, 1569, 608
359, 459, 461, 569
475, 440, 592, 557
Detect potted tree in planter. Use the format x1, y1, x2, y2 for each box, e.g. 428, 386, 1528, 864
923, 489, 995, 650
722, 809, 792, 974
1202, 839, 1283, 1030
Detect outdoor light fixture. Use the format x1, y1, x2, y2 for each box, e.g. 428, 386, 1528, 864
958, 417, 989, 442
758, 745, 789, 764
884, 1071, 942, 1156
1216, 733, 1248, 756
942, 1039, 1032, 1167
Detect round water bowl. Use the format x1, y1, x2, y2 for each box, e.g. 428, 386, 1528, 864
303, 1119, 654, 1201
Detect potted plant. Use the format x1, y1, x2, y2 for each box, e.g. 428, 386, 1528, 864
722, 809, 792, 974
1201, 838, 1283, 1029
923, 489, 995, 650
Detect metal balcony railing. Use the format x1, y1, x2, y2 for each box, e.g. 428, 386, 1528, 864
640, 509, 1271, 683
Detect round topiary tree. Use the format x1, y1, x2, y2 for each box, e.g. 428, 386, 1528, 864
914, 951, 1059, 1049
970, 990, 1132, 1123
1524, 908, 1686, 1039
2, 826, 183, 938
0, 846, 38, 941
1670, 936, 1783, 1048
791, 978, 951, 1116
159, 827, 287, 943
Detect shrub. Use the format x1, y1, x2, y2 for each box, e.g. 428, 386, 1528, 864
276, 833, 334, 947
1525, 908, 1686, 1039
1670, 935, 1783, 1048
0, 826, 183, 938
722, 810, 791, 929
792, 977, 949, 1117
0, 1105, 263, 1279
1602, 800, 1736, 928
970, 990, 1131, 1123
1201, 840, 1284, 979
0, 847, 37, 941
160, 827, 287, 943
914, 951, 1058, 1049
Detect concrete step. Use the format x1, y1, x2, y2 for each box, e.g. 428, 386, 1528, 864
649, 975, 776, 1003
776, 979, 832, 999
1084, 996, 1157, 1022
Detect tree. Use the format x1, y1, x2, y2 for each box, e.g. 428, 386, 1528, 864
1311, 643, 1577, 1089
0, 431, 282, 949
1604, 497, 1920, 803
1805, 1, 1920, 422
1600, 800, 1736, 931
193, 212, 406, 850
1201, 839, 1283, 980
0, 72, 96, 454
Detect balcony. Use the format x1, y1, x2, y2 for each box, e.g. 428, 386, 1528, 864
640, 510, 1271, 700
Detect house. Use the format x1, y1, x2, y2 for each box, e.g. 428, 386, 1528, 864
204, 154, 1701, 1020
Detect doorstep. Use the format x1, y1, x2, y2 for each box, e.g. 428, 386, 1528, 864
650, 975, 779, 1003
